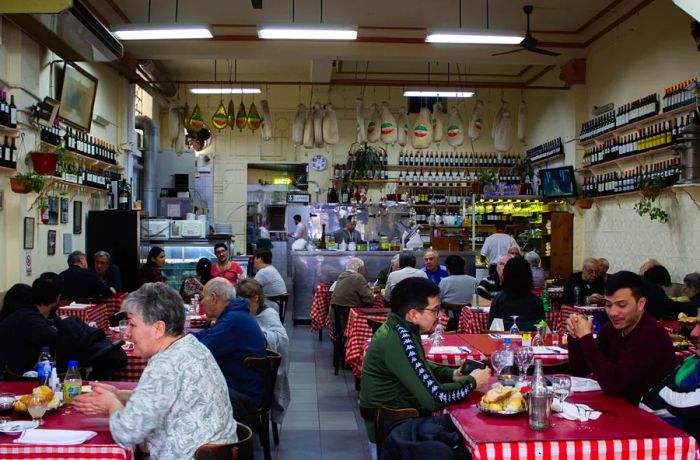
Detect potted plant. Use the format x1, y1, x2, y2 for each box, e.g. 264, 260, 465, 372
473, 168, 499, 195
512, 157, 534, 195
29, 141, 64, 175
346, 143, 383, 182
577, 198, 594, 210
634, 177, 668, 223
10, 171, 45, 194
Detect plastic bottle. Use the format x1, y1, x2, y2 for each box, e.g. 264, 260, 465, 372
430, 321, 444, 346
499, 338, 516, 376
542, 288, 550, 312
528, 359, 551, 431
63, 360, 82, 405
37, 347, 53, 387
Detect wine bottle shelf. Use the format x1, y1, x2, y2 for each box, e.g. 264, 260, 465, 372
531, 152, 564, 166
579, 102, 695, 146
0, 124, 20, 138
388, 164, 512, 171
45, 176, 109, 194
63, 149, 124, 171
576, 145, 678, 173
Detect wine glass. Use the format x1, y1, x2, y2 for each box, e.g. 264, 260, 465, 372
491, 350, 509, 378
552, 375, 573, 406
510, 315, 520, 335
27, 395, 48, 425
514, 346, 535, 385
118, 319, 128, 339
0, 393, 14, 415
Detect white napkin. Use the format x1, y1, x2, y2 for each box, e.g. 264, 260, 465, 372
571, 376, 602, 392
428, 346, 471, 354
531, 346, 568, 355
551, 401, 601, 421
66, 302, 93, 309
15, 429, 97, 445
489, 319, 505, 331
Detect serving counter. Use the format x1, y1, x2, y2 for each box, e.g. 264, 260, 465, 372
291, 250, 476, 324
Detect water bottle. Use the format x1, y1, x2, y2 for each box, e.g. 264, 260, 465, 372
574, 286, 581, 306
499, 338, 516, 376
192, 294, 201, 315
63, 360, 82, 405
430, 321, 444, 346
542, 288, 551, 312
528, 359, 551, 431
37, 347, 53, 387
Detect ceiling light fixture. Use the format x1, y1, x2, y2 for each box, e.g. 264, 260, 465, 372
673, 0, 700, 22
403, 90, 474, 98
190, 88, 261, 94
258, 26, 357, 40
113, 25, 212, 40
426, 30, 524, 45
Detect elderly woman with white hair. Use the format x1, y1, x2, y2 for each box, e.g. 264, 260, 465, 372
524, 251, 546, 289
329, 256, 376, 332
74, 282, 237, 459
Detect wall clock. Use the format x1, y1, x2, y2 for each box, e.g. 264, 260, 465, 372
311, 154, 328, 171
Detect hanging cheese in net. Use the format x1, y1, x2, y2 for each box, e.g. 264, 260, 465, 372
517, 100, 527, 142
397, 106, 409, 147
235, 101, 247, 131
292, 104, 306, 146
446, 106, 465, 148
189, 104, 205, 133
303, 105, 315, 149
260, 99, 273, 141
313, 102, 324, 147
323, 103, 339, 145
380, 101, 398, 145
247, 102, 262, 132
432, 101, 445, 144
367, 103, 381, 143
211, 100, 228, 131
493, 101, 514, 152
412, 107, 433, 149
356, 98, 367, 143
468, 100, 485, 142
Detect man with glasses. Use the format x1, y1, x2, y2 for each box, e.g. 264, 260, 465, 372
360, 277, 491, 445
563, 257, 605, 306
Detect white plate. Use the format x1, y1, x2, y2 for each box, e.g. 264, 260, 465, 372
0, 420, 39, 435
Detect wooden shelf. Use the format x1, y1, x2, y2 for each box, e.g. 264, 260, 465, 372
584, 181, 693, 201
332, 178, 395, 183
0, 124, 21, 138
579, 103, 695, 146
397, 184, 472, 189
0, 163, 18, 173
388, 164, 513, 171
531, 152, 564, 166
577, 145, 678, 173
62, 150, 123, 171
45, 176, 109, 194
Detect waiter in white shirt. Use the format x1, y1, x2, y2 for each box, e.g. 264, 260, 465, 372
289, 214, 308, 240
481, 221, 519, 276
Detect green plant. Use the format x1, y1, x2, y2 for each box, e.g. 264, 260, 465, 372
477, 167, 500, 186
633, 177, 668, 223
512, 157, 533, 182
13, 172, 45, 194
346, 142, 383, 181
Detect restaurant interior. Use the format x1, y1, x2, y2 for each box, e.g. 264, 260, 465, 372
1, 0, 700, 459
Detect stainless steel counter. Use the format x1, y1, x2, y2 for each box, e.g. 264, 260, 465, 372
291, 250, 476, 324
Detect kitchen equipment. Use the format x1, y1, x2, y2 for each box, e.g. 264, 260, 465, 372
171, 220, 205, 238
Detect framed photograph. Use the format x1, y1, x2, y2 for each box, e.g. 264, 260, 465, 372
47, 196, 59, 225
58, 62, 98, 132
47, 230, 57, 255
23, 217, 35, 249
73, 201, 83, 234
63, 233, 72, 254
60, 197, 69, 224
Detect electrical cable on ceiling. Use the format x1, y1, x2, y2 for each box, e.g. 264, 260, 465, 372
320, 0, 323, 23
459, 0, 462, 28
148, 0, 152, 23
175, 0, 179, 23
292, 0, 295, 23
486, 0, 490, 29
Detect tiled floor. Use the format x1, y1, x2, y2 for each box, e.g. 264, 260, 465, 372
251, 321, 372, 460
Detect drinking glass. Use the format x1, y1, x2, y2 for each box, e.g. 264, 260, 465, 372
552, 375, 573, 405
0, 393, 14, 415
27, 395, 47, 425
510, 315, 520, 335
118, 319, 128, 339
491, 350, 509, 377
514, 346, 535, 385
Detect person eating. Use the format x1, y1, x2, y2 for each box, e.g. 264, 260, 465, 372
211, 243, 243, 287
138, 246, 167, 286
488, 257, 545, 331
93, 250, 123, 293
422, 249, 448, 285
74, 282, 237, 459
562, 257, 605, 306
476, 254, 512, 301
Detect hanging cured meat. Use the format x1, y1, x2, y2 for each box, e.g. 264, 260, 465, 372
183, 102, 192, 130
367, 103, 381, 143
517, 100, 527, 141
446, 106, 465, 148
412, 107, 433, 149
260, 99, 273, 141
313, 102, 324, 147
226, 99, 236, 129
379, 102, 398, 145
356, 98, 367, 143
235, 101, 247, 131
247, 102, 262, 132
211, 100, 228, 131
468, 100, 484, 142
432, 101, 445, 144
189, 104, 205, 133
397, 107, 409, 147
303, 106, 314, 149
292, 104, 306, 146
322, 103, 339, 145
493, 101, 514, 152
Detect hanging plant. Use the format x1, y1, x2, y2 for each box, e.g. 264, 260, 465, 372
634, 177, 669, 223
11, 172, 45, 194
345, 142, 383, 182
211, 100, 228, 131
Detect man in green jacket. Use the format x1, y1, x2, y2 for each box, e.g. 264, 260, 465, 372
359, 277, 491, 442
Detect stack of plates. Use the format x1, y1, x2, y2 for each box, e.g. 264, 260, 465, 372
214, 223, 233, 235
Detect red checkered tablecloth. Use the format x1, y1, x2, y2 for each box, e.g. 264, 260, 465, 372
458, 308, 561, 334
102, 292, 128, 316
425, 335, 487, 366
59, 303, 110, 330
345, 308, 391, 378
0, 444, 133, 459
310, 283, 332, 333
559, 304, 607, 330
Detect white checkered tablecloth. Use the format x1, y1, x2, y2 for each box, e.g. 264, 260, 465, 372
59, 303, 110, 330
0, 444, 133, 459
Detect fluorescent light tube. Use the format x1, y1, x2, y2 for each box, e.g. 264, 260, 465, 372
190, 88, 261, 94
403, 90, 474, 98
426, 30, 523, 45
258, 26, 357, 40
113, 25, 212, 40
673, 0, 700, 22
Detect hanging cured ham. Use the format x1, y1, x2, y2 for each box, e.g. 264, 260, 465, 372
367, 103, 381, 143
446, 106, 465, 148
412, 107, 433, 149
235, 101, 247, 131
226, 99, 236, 129
517, 100, 527, 141
432, 101, 445, 144
247, 102, 262, 132
468, 100, 484, 142
189, 104, 204, 133
303, 106, 314, 149
379, 102, 398, 145
493, 101, 514, 152
313, 102, 324, 147
322, 103, 339, 145
397, 107, 409, 147
260, 100, 273, 141
356, 98, 367, 143
292, 104, 305, 146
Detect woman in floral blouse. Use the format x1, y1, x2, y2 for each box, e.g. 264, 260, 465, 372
180, 258, 212, 303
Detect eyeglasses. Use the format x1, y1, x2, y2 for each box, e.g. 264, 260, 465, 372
421, 306, 441, 315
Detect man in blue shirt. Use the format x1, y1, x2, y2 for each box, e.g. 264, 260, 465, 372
422, 249, 448, 285
194, 277, 266, 428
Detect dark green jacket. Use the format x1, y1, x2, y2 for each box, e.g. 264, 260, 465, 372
359, 312, 476, 440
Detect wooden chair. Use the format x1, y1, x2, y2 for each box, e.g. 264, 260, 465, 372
367, 319, 384, 335
243, 350, 282, 460
331, 304, 350, 376
375, 407, 420, 455
195, 422, 254, 460
268, 294, 289, 324
441, 303, 466, 331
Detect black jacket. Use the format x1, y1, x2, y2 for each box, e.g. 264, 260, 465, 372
563, 272, 604, 305
643, 280, 697, 319
60, 265, 112, 300
488, 292, 545, 330
0, 307, 58, 376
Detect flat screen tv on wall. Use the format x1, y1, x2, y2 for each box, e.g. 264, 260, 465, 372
540, 166, 577, 198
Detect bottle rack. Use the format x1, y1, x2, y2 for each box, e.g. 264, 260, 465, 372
40, 125, 122, 170
581, 158, 681, 199
527, 137, 564, 165
663, 78, 698, 112
397, 150, 522, 168
580, 93, 659, 143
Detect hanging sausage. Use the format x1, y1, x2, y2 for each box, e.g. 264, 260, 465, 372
517, 100, 527, 142
432, 101, 445, 144
379, 102, 398, 145
313, 102, 324, 147
468, 100, 484, 142
397, 107, 409, 147
322, 103, 339, 145
292, 104, 306, 146
260, 99, 273, 141
303, 105, 314, 149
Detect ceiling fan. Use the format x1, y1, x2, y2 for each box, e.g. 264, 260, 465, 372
492, 5, 560, 57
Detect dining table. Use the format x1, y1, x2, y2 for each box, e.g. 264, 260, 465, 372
458, 308, 561, 334
0, 381, 136, 459
448, 384, 699, 459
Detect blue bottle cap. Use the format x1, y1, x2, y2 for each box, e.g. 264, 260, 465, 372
504, 338, 511, 344
41, 346, 50, 352
68, 360, 78, 367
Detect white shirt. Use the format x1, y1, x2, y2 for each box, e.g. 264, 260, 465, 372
384, 267, 428, 302
480, 232, 519, 265
292, 222, 307, 240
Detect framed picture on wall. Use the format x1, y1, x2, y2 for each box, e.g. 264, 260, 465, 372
60, 197, 69, 224
24, 217, 35, 249
57, 62, 98, 132
47, 197, 59, 225
73, 201, 83, 234
47, 230, 57, 255
63, 233, 72, 254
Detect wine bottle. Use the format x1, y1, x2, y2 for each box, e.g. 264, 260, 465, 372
8, 94, 17, 129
